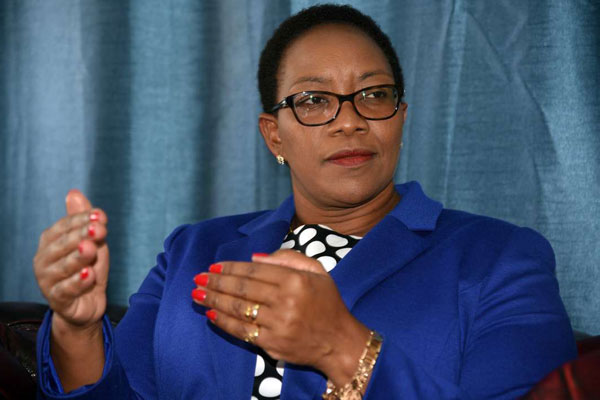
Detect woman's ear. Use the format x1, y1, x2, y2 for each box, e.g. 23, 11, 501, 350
258, 113, 282, 157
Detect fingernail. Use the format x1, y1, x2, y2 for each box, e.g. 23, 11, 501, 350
78, 242, 84, 254
80, 268, 89, 280
206, 309, 217, 322
252, 253, 269, 258
191, 289, 206, 302
89, 211, 100, 222
88, 225, 96, 238
209, 263, 222, 274
194, 273, 209, 287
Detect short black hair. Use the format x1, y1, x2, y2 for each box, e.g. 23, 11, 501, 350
258, 4, 404, 113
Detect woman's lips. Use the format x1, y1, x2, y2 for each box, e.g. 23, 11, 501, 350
326, 150, 375, 167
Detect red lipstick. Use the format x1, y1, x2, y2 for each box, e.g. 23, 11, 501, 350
326, 149, 375, 167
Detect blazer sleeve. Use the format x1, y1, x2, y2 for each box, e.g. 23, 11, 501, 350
363, 227, 577, 399
36, 225, 189, 399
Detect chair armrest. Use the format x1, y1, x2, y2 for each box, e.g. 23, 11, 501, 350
0, 301, 128, 399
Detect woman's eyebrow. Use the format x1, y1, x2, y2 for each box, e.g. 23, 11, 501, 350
290, 76, 330, 86
359, 70, 393, 81
290, 70, 392, 89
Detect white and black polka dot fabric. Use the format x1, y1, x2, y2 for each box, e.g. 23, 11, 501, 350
251, 224, 361, 400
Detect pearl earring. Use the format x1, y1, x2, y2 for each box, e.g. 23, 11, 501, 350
276, 155, 285, 165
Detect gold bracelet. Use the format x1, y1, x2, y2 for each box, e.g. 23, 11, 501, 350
322, 330, 383, 400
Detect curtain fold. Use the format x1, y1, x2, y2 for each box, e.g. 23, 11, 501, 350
1, 0, 599, 333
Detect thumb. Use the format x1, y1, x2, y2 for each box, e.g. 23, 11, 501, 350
65, 189, 92, 215
252, 249, 327, 275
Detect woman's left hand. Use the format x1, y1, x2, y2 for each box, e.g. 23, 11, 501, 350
191, 250, 370, 386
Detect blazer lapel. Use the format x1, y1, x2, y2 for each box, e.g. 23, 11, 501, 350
204, 325, 255, 399
205, 204, 293, 399
330, 214, 431, 311
328, 181, 443, 310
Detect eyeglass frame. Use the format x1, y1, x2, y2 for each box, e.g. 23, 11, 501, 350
269, 84, 403, 127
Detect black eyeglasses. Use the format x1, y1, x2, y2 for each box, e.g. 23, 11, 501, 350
270, 84, 401, 127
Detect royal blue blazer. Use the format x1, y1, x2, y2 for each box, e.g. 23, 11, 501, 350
37, 182, 577, 399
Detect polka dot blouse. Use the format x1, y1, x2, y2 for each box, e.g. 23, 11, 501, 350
251, 224, 361, 400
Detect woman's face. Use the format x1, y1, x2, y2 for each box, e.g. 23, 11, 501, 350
260, 24, 407, 208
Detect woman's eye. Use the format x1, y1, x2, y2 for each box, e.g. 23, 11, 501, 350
364, 90, 388, 99
296, 94, 328, 106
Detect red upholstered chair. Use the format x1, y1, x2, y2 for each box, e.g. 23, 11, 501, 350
521, 335, 600, 399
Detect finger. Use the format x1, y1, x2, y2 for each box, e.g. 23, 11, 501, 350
47, 265, 96, 307
194, 272, 278, 304
38, 208, 107, 250
36, 220, 107, 268
65, 189, 92, 215
77, 239, 100, 262
192, 288, 275, 328
205, 308, 270, 349
214, 261, 290, 285
40, 240, 99, 287
252, 250, 327, 275
92, 243, 110, 286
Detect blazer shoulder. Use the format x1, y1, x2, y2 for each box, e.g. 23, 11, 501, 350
436, 208, 525, 242
436, 207, 552, 252
433, 208, 555, 283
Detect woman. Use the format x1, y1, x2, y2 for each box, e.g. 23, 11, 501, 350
33, 5, 576, 399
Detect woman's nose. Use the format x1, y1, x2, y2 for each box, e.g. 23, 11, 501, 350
329, 101, 368, 136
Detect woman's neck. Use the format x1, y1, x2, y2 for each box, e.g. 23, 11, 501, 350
291, 182, 401, 237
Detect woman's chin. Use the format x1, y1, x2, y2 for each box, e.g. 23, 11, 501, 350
319, 181, 392, 208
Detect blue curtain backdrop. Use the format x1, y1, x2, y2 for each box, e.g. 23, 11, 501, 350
1, 1, 599, 334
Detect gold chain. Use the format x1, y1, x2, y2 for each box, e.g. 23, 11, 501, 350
322, 331, 383, 400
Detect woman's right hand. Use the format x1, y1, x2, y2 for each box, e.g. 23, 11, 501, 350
33, 189, 110, 330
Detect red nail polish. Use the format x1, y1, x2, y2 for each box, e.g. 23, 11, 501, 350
209, 263, 223, 274
88, 225, 96, 238
89, 211, 100, 222
206, 310, 217, 322
191, 289, 206, 302
194, 274, 209, 287
80, 268, 89, 280
252, 253, 269, 258
78, 242, 84, 254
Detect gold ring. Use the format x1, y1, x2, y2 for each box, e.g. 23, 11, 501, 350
244, 303, 260, 322
244, 326, 260, 344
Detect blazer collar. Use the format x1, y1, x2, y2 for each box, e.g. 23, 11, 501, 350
388, 181, 443, 231
238, 181, 442, 236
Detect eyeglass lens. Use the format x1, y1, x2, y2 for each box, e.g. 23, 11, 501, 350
292, 86, 398, 125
